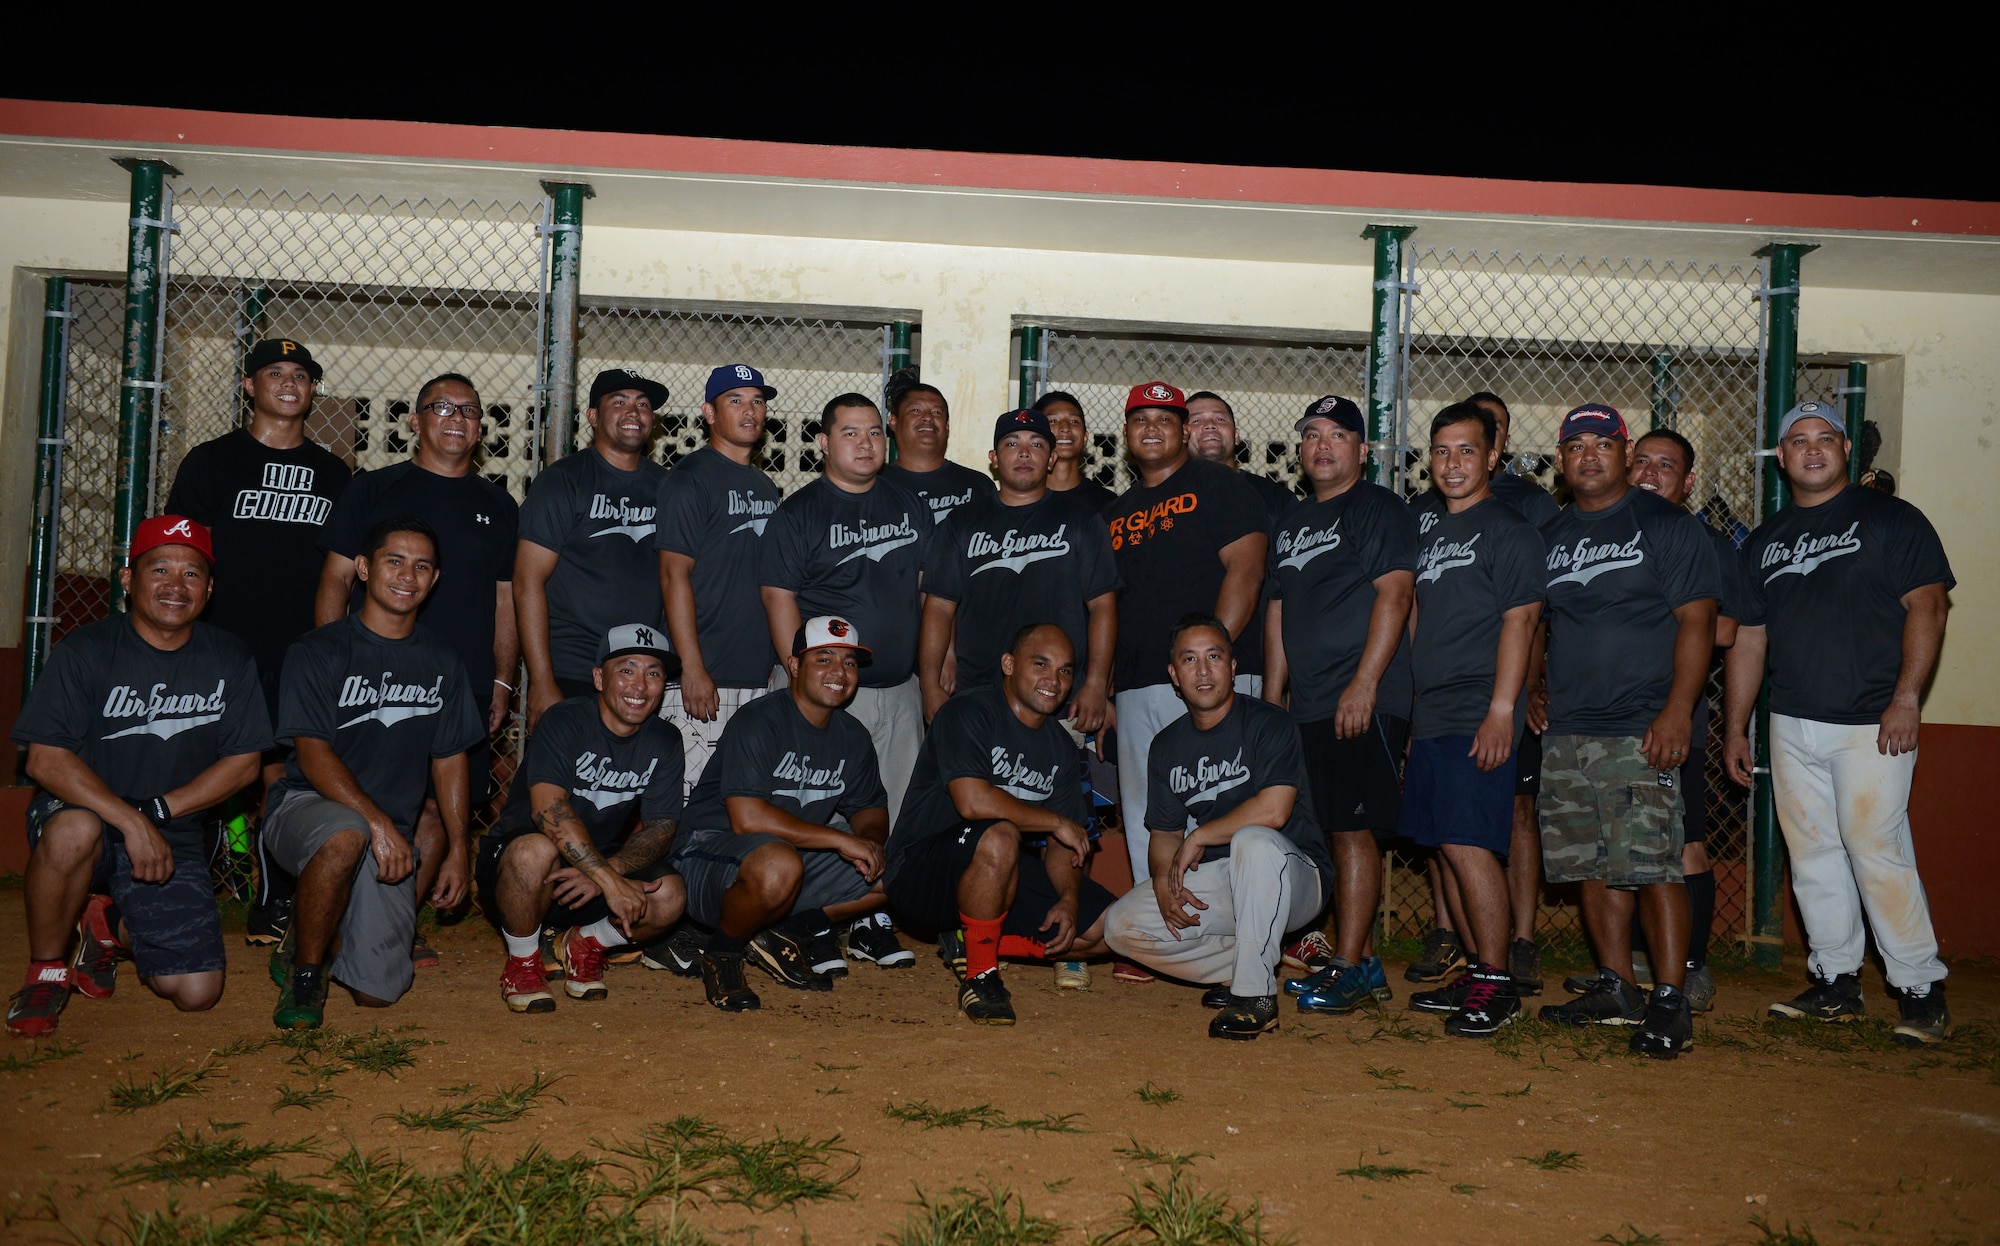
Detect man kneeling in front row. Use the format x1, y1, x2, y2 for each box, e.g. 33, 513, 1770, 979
1105, 614, 1334, 1040
476, 625, 688, 1012
887, 624, 1114, 1025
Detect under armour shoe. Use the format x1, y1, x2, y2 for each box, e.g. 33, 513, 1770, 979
700, 953, 760, 1012
1507, 938, 1544, 997
749, 928, 830, 992
639, 925, 706, 976
245, 896, 292, 947
5, 963, 71, 1038
1053, 961, 1091, 991
846, 913, 916, 967
959, 969, 1017, 1025
556, 928, 609, 1000
1405, 928, 1467, 983
1682, 965, 1717, 1014
1541, 968, 1648, 1026
1890, 981, 1952, 1046
1210, 994, 1279, 1040
1200, 983, 1232, 1010
938, 929, 968, 983
273, 965, 327, 1031
1630, 983, 1694, 1058
1443, 967, 1521, 1038
1767, 970, 1864, 1023
1281, 930, 1335, 973
411, 932, 441, 970
1295, 963, 1379, 1015
71, 895, 122, 1000
501, 954, 556, 1014
1409, 970, 1481, 1015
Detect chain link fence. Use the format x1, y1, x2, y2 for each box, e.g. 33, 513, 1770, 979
46, 278, 130, 641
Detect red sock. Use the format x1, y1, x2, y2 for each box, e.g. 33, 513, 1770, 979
998, 935, 1047, 960
962, 914, 1003, 979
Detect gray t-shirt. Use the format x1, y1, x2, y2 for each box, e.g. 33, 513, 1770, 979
519, 448, 668, 682
761, 475, 933, 687
1408, 493, 1546, 740
653, 447, 782, 689
881, 461, 997, 527
1268, 481, 1417, 725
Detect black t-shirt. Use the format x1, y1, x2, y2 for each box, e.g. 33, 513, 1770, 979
165, 429, 352, 679
653, 446, 783, 689
1228, 471, 1296, 679
489, 695, 684, 852
889, 684, 1088, 880
320, 461, 519, 697
1492, 468, 1561, 532
1706, 525, 1749, 623
881, 461, 997, 527
11, 617, 273, 836
923, 490, 1122, 691
267, 615, 486, 837
761, 476, 932, 687
1408, 493, 1547, 739
1053, 479, 1118, 516
1143, 695, 1334, 891
519, 448, 669, 682
1740, 484, 1956, 724
1268, 481, 1417, 724
678, 690, 887, 837
1541, 488, 1720, 736
1106, 458, 1268, 692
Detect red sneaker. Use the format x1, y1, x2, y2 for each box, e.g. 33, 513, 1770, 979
556, 929, 608, 1000
1113, 961, 1156, 984
1281, 930, 1335, 974
6, 963, 72, 1038
71, 895, 122, 1000
500, 954, 556, 1014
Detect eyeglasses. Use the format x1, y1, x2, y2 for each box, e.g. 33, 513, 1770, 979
419, 400, 483, 421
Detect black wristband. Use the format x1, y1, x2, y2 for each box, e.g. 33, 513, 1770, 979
140, 796, 173, 831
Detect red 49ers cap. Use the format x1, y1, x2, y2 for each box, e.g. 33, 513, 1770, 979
1124, 381, 1188, 417
792, 615, 873, 664
129, 515, 214, 566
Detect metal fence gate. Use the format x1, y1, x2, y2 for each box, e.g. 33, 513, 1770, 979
36, 278, 130, 652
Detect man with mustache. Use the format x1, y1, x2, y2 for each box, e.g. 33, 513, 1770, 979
1034, 390, 1117, 514
882, 383, 996, 526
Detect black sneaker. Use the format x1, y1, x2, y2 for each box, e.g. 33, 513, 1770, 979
1508, 938, 1543, 997
1630, 983, 1694, 1059
1405, 928, 1467, 983
246, 896, 292, 947
845, 914, 916, 968
700, 953, 760, 1012
1890, 981, 1951, 1046
803, 925, 848, 979
1200, 983, 1231, 1010
1409, 971, 1480, 1015
1209, 994, 1279, 1040
938, 929, 967, 983
1540, 968, 1648, 1026
748, 928, 830, 992
1444, 968, 1520, 1038
639, 925, 706, 977
959, 969, 1016, 1025
1767, 971, 1864, 1022
1562, 971, 1598, 995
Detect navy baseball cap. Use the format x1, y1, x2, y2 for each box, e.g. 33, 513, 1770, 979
589, 368, 667, 409
597, 622, 681, 678
1295, 394, 1365, 435
705, 364, 778, 404
244, 338, 322, 382
1778, 400, 1846, 441
1558, 403, 1629, 442
993, 407, 1055, 449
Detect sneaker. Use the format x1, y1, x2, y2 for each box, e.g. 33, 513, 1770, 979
748, 928, 829, 992
273, 966, 327, 1031
959, 968, 1016, 1025
1358, 956, 1395, 1004
1562, 971, 1597, 995
1507, 938, 1543, 997
501, 954, 556, 1014
1054, 961, 1091, 991
844, 913, 915, 968
5, 964, 71, 1038
937, 929, 967, 983
1767, 971, 1864, 1022
1296, 963, 1383, 1015
1281, 930, 1335, 973
1443, 968, 1521, 1038
639, 925, 706, 976
555, 928, 609, 1000
411, 932, 440, 970
1200, 983, 1231, 1009
71, 895, 121, 1000
1113, 961, 1156, 984
1630, 983, 1694, 1058
804, 925, 848, 978
1541, 968, 1648, 1026
1682, 965, 1716, 1014
700, 953, 760, 1012
1404, 928, 1467, 983
1209, 994, 1279, 1040
1409, 971, 1480, 1015
245, 896, 291, 947
267, 923, 295, 990
1890, 981, 1951, 1046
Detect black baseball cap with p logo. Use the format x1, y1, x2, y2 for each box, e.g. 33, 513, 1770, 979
243, 338, 323, 381
596, 623, 681, 678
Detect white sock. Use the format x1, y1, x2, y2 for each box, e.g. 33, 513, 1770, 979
580, 916, 626, 949
502, 929, 540, 959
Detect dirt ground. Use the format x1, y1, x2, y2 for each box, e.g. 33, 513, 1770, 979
0, 888, 1996, 1245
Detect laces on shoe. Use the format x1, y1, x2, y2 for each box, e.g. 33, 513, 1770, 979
565, 933, 608, 981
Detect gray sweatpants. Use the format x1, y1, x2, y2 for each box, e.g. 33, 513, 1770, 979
846, 676, 924, 828
261, 790, 420, 1005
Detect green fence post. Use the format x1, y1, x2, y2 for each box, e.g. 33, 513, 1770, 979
1362, 225, 1414, 486
111, 158, 179, 612
1843, 360, 1869, 483
539, 181, 593, 465
1650, 352, 1677, 430
886, 321, 912, 383
1017, 324, 1044, 409
25, 277, 72, 694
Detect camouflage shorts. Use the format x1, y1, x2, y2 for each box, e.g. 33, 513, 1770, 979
1536, 735, 1684, 886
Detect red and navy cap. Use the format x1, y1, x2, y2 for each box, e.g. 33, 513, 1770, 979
992, 407, 1055, 449
129, 515, 214, 566
1558, 403, 1629, 442
1294, 394, 1366, 435
1124, 381, 1188, 417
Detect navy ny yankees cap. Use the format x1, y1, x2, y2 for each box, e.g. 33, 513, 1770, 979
597, 623, 681, 678
705, 363, 778, 404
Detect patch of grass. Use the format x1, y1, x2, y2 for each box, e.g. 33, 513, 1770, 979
0, 1038, 82, 1073
275, 1025, 430, 1078
1496, 1082, 1533, 1097
1450, 1183, 1481, 1195
1338, 1151, 1426, 1181
882, 1100, 1084, 1134
211, 1035, 272, 1060
609, 1115, 857, 1213
815, 1061, 860, 1072
1361, 1064, 1425, 1092
1091, 1165, 1292, 1245
1520, 1149, 1584, 1172
1136, 1082, 1180, 1106
107, 1055, 217, 1113
1113, 1139, 1213, 1171
1597, 1228, 1664, 1246
1491, 1016, 1633, 1064
1445, 1098, 1485, 1110
387, 1071, 560, 1134
891, 1183, 1064, 1246
111, 1124, 313, 1186
1750, 1215, 1824, 1245
1344, 1012, 1439, 1046
272, 1078, 343, 1113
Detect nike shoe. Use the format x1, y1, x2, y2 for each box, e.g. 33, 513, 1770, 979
273, 965, 327, 1031
1281, 930, 1335, 973
1200, 983, 1231, 1009
749, 928, 830, 992
1630, 983, 1694, 1058
268, 923, 296, 989
1767, 970, 1864, 1022
1507, 938, 1543, 997
1541, 968, 1648, 1026
1890, 981, 1951, 1046
1053, 961, 1091, 991
1443, 967, 1521, 1038
938, 929, 967, 983
501, 954, 556, 1014
5, 963, 71, 1038
1404, 928, 1467, 983
639, 925, 706, 976
70, 895, 122, 1000
1209, 994, 1279, 1040
245, 896, 292, 947
555, 928, 609, 1000
1682, 964, 1717, 1014
845, 914, 915, 968
803, 924, 848, 979
700, 953, 760, 1012
959, 969, 1016, 1025
1295, 963, 1381, 1015
1409, 971, 1480, 1015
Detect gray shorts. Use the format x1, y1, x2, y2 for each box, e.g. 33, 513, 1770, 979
674, 828, 872, 928
261, 789, 420, 1004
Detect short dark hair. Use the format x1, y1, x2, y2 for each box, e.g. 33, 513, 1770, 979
1429, 401, 1495, 449
891, 383, 949, 418
415, 372, 479, 410
1465, 390, 1510, 420
1032, 390, 1085, 417
1169, 611, 1232, 656
1009, 621, 1075, 658
820, 392, 880, 424
1635, 427, 1697, 474
1185, 391, 1235, 420
359, 516, 442, 567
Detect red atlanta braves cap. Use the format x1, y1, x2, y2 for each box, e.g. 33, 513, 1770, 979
792, 615, 873, 664
1124, 381, 1188, 416
1558, 403, 1629, 442
129, 515, 214, 566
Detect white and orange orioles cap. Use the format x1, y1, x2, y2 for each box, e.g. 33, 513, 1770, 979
792, 615, 873, 665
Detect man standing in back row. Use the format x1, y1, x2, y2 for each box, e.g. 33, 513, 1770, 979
882, 383, 997, 526
1186, 390, 1293, 699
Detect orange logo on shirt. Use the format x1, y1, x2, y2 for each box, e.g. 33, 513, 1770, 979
1108, 492, 1198, 551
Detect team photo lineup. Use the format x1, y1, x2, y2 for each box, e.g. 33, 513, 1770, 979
9, 338, 1960, 1062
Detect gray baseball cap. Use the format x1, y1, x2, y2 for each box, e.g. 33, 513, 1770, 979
1777, 400, 1846, 442
596, 623, 680, 678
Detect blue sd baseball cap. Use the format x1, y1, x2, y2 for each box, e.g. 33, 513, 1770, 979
1558, 402, 1629, 442
704, 364, 778, 404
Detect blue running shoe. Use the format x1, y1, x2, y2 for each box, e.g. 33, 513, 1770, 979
1295, 962, 1381, 1015
1357, 955, 1394, 1005
1283, 960, 1343, 997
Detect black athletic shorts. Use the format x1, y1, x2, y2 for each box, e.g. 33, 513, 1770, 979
474, 827, 677, 931
26, 794, 224, 978
1299, 714, 1408, 838
1515, 725, 1543, 797
887, 820, 1116, 942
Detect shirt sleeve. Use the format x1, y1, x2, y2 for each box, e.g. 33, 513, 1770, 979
1737, 539, 1768, 626
1078, 510, 1123, 600
1492, 521, 1548, 612
319, 470, 373, 558
430, 661, 489, 758
836, 727, 889, 817
493, 492, 520, 582
216, 649, 276, 756
758, 491, 815, 592
930, 698, 995, 785
275, 637, 339, 745
1367, 490, 1421, 580
1143, 733, 1191, 834
1052, 747, 1089, 825
640, 728, 686, 823
653, 465, 709, 557
518, 708, 577, 791
921, 514, 966, 605
1206, 471, 1268, 550
1655, 509, 1721, 611
1252, 709, 1311, 799
162, 445, 214, 526
1886, 501, 1956, 597
7, 639, 95, 751
1711, 530, 1750, 622
716, 711, 777, 800
516, 467, 572, 554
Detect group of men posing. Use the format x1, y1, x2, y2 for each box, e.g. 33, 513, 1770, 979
7, 339, 1956, 1056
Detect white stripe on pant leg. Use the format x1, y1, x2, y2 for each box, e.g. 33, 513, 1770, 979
1820, 718, 1946, 988
1225, 826, 1324, 997
1771, 714, 1871, 980
1115, 684, 1187, 887
1101, 860, 1239, 987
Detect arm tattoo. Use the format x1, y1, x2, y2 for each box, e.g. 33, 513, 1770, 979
609, 818, 678, 874
534, 796, 610, 874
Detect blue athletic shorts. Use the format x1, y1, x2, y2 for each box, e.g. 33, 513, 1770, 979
1400, 736, 1515, 858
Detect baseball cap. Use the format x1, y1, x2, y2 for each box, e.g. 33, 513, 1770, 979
792, 615, 873, 664
1558, 403, 1629, 442
1295, 394, 1366, 435
992, 407, 1055, 449
1778, 400, 1846, 441
1124, 381, 1188, 417
129, 515, 214, 566
596, 622, 681, 677
589, 368, 667, 409
243, 338, 322, 382
704, 364, 778, 404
